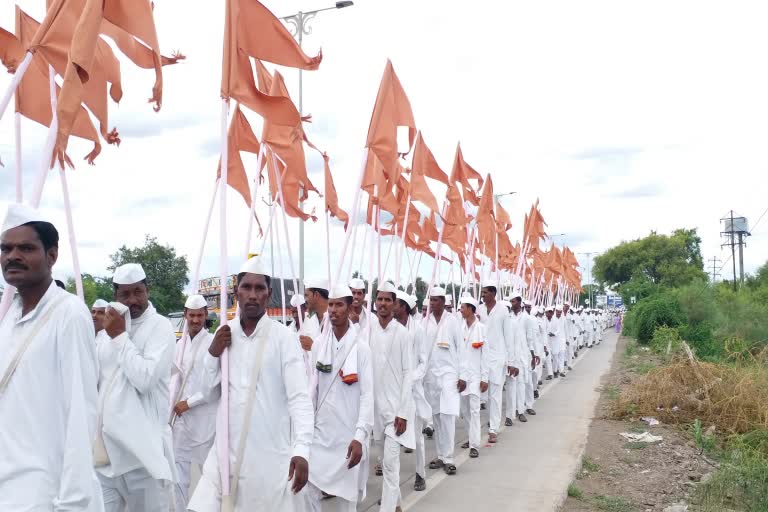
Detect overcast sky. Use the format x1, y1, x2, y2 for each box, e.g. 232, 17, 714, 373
2, 0, 768, 292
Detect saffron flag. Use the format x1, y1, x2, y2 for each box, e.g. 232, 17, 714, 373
475, 174, 496, 254
410, 132, 447, 213
450, 143, 483, 206
217, 106, 260, 208
365, 60, 416, 177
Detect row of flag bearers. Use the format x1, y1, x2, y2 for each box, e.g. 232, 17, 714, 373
0, 204, 609, 512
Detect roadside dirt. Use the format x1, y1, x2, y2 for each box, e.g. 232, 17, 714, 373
560, 336, 712, 512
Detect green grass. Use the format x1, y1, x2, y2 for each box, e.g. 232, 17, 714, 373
567, 483, 584, 499
603, 385, 620, 400
623, 441, 648, 450
696, 430, 768, 511
592, 495, 634, 512
625, 360, 656, 374
624, 339, 638, 358
582, 455, 601, 474
691, 418, 717, 456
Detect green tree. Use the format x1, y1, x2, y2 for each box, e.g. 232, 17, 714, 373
66, 273, 114, 307
593, 228, 708, 290
108, 235, 189, 315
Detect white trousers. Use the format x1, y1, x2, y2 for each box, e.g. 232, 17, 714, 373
525, 367, 536, 409
432, 413, 456, 464
377, 436, 401, 512
534, 358, 543, 384
414, 417, 426, 478
460, 394, 481, 449
488, 381, 504, 434
99, 470, 171, 512
174, 458, 202, 512
566, 342, 575, 364
504, 374, 526, 420
557, 351, 567, 373
307, 482, 357, 512
544, 352, 554, 378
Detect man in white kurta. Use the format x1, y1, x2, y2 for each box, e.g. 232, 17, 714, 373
188, 257, 314, 512
302, 278, 329, 365
369, 282, 414, 512
563, 303, 576, 369
394, 290, 431, 492
307, 285, 373, 512
554, 306, 568, 376
290, 294, 314, 378
507, 294, 531, 424
423, 287, 465, 474
0, 205, 102, 511
92, 298, 108, 335
348, 277, 369, 331
458, 296, 488, 458
532, 307, 547, 390
171, 295, 220, 512
477, 282, 514, 443
523, 301, 542, 404
96, 263, 176, 512
544, 307, 562, 377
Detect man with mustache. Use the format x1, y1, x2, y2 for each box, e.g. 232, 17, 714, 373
188, 256, 314, 511
92, 298, 108, 335
95, 262, 177, 511
0, 204, 101, 511
171, 295, 220, 512
307, 285, 373, 511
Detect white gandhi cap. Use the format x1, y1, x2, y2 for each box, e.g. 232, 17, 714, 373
1, 203, 52, 235
329, 285, 353, 299
92, 299, 109, 309
349, 278, 365, 290
113, 263, 147, 285
185, 294, 207, 310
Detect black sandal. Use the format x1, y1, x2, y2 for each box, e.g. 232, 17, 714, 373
444, 463, 457, 475
429, 458, 444, 469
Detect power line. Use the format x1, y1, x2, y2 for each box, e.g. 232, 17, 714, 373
750, 205, 768, 233
708, 257, 722, 282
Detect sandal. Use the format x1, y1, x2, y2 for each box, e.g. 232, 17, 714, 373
414, 473, 426, 491
461, 441, 470, 449
469, 448, 479, 458
429, 458, 444, 469
375, 462, 383, 476
444, 463, 457, 475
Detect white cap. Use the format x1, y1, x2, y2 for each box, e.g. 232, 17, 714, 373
395, 290, 416, 310
508, 290, 523, 302
481, 279, 497, 289
499, 300, 512, 309
564, 301, 571, 306
555, 305, 563, 311
290, 294, 306, 308
1, 204, 52, 234
239, 255, 269, 276
349, 278, 365, 290
545, 305, 554, 312
92, 299, 108, 309
460, 295, 478, 308
305, 277, 329, 292
329, 285, 353, 299
185, 294, 207, 309
113, 263, 147, 285
378, 281, 397, 294
430, 286, 446, 297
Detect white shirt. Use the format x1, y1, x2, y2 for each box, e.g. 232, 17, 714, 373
509, 311, 531, 369
308, 324, 373, 502
173, 329, 220, 464
196, 315, 314, 509
460, 318, 489, 395
0, 282, 100, 511
369, 317, 415, 448
477, 302, 513, 384
544, 315, 561, 353
96, 303, 176, 481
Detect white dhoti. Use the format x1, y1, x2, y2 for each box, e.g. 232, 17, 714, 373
99, 469, 171, 512
377, 436, 402, 512
414, 417, 427, 478
544, 352, 553, 378
566, 342, 575, 365
460, 394, 481, 449
525, 366, 536, 409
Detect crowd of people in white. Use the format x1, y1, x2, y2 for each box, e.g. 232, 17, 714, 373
0, 205, 614, 512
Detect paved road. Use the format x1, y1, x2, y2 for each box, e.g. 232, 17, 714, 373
350, 330, 619, 512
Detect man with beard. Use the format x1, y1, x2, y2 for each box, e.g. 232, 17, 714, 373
0, 205, 101, 511
188, 256, 313, 511
171, 295, 220, 512
96, 263, 176, 511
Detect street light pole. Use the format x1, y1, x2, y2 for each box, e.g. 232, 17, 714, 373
281, 1, 354, 290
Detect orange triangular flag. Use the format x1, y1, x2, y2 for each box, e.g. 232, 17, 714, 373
412, 132, 449, 185
221, 0, 300, 126
443, 184, 468, 227
450, 143, 484, 206
365, 60, 416, 177
217, 106, 260, 207
475, 174, 496, 253
324, 154, 349, 228
253, 59, 273, 94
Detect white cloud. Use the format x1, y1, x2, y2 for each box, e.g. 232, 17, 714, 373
2, 0, 768, 293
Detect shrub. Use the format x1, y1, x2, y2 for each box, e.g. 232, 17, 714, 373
650, 326, 682, 355
632, 293, 685, 344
